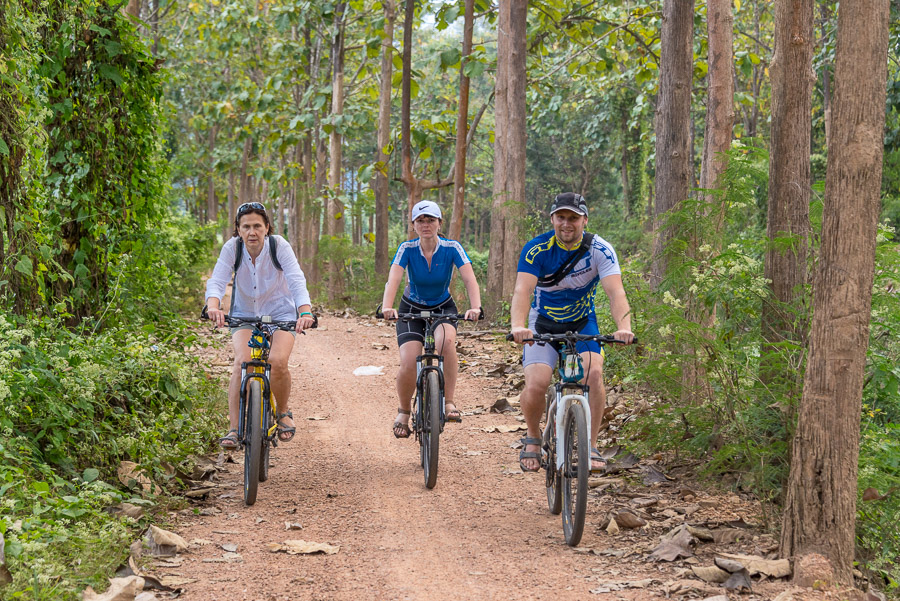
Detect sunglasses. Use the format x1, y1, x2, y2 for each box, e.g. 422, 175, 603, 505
237, 202, 266, 216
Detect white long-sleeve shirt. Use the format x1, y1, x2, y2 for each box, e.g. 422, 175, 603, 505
205, 235, 311, 321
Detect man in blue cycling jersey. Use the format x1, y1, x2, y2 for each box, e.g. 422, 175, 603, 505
509, 192, 634, 473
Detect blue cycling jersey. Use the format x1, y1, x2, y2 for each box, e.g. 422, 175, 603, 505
517, 230, 620, 322
392, 237, 472, 306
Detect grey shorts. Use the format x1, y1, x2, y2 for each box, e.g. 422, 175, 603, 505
522, 309, 603, 368
230, 324, 297, 338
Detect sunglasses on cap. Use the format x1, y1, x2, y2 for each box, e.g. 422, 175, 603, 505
237, 202, 266, 216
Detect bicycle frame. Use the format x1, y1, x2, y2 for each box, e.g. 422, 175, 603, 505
546, 345, 592, 471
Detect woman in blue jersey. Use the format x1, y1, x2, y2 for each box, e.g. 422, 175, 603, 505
381, 200, 483, 438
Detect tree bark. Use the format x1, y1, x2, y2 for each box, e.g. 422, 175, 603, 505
374, 0, 395, 276
329, 1, 346, 237
206, 126, 218, 224
651, 0, 694, 289
780, 0, 889, 582
486, 0, 526, 310
761, 0, 813, 392
449, 0, 475, 242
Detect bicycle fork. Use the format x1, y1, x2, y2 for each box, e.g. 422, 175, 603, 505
553, 390, 592, 471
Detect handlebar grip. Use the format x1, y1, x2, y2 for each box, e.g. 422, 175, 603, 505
505, 334, 514, 341
200, 305, 210, 320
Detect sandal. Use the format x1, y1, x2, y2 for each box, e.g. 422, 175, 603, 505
219, 428, 239, 449
445, 402, 462, 423
590, 448, 608, 473
276, 411, 296, 443
392, 408, 411, 439
519, 436, 542, 472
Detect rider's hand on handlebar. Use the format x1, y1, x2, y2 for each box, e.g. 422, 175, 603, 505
208, 307, 226, 329
510, 326, 534, 345
381, 307, 398, 320
613, 329, 635, 344
296, 315, 316, 333
464, 308, 481, 321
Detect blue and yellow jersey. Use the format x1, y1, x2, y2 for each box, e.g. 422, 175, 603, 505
517, 230, 621, 322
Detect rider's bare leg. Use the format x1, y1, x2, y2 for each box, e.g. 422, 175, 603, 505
520, 363, 553, 471
228, 329, 253, 430
580, 350, 606, 469
395, 340, 423, 430
434, 323, 461, 418
269, 330, 297, 435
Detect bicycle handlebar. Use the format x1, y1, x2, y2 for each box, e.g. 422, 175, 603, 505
375, 305, 484, 321
505, 332, 638, 345
200, 306, 318, 331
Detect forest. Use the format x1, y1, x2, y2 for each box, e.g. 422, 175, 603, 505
1, 0, 900, 598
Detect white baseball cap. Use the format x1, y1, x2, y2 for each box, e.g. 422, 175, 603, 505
411, 200, 442, 221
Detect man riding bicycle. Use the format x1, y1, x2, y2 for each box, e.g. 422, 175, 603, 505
508, 193, 634, 473
205, 202, 316, 449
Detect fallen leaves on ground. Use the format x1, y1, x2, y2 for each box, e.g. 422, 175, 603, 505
82, 576, 145, 601
144, 526, 188, 557
267, 540, 340, 555
482, 424, 526, 433
649, 524, 695, 561
716, 552, 791, 578
117, 462, 156, 493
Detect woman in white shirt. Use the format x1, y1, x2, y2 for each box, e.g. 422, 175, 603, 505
205, 202, 316, 448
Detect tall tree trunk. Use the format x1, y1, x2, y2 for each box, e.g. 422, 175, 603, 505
329, 0, 346, 238
374, 0, 395, 276
206, 126, 218, 224
226, 170, 236, 241
681, 0, 734, 404
762, 0, 813, 393
449, 0, 475, 242
651, 0, 693, 289
239, 136, 252, 203
780, 0, 889, 581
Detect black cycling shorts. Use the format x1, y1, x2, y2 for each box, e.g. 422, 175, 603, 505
396, 296, 459, 347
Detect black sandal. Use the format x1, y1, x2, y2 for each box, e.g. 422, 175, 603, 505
445, 402, 462, 423
276, 411, 296, 442
519, 436, 542, 472
590, 447, 608, 473
392, 408, 411, 439
219, 428, 239, 449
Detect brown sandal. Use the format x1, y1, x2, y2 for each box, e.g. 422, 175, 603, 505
392, 408, 411, 439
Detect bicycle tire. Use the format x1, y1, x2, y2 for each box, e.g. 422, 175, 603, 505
544, 409, 562, 515
561, 402, 589, 546
421, 370, 441, 489
258, 394, 272, 482
243, 380, 263, 506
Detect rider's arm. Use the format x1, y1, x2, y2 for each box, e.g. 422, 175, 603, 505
381, 264, 406, 319
205, 238, 238, 328
510, 272, 538, 344
600, 274, 634, 344
457, 263, 482, 319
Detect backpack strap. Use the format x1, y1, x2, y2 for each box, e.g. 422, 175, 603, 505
537, 233, 594, 288
269, 236, 282, 271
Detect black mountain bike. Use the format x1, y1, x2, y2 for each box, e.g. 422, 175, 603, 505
377, 306, 482, 489
508, 331, 636, 546
201, 307, 316, 505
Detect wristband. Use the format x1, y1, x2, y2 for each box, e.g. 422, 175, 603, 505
300, 311, 312, 317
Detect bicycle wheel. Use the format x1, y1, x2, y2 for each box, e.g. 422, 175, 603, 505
544, 408, 562, 515
243, 379, 263, 506
561, 402, 589, 546
421, 370, 441, 489
258, 394, 272, 482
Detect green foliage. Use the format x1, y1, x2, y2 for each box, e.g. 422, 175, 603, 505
0, 312, 225, 599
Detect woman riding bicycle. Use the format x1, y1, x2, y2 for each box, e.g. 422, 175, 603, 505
205, 202, 316, 449
381, 200, 482, 438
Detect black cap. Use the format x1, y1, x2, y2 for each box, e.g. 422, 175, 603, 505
549, 192, 588, 217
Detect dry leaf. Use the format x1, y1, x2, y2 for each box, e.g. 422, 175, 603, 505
723, 568, 753, 591
284, 522, 303, 530
82, 576, 145, 601
717, 552, 792, 578
189, 538, 213, 546
267, 540, 340, 555
606, 518, 620, 535
117, 462, 154, 493
712, 528, 746, 544
371, 343, 388, 350
145, 526, 188, 557
307, 415, 328, 421
691, 565, 730, 583
862, 487, 885, 501
158, 576, 196, 587
613, 510, 647, 529
686, 525, 715, 541
490, 398, 514, 413
221, 543, 238, 553
483, 425, 527, 433
650, 525, 695, 562
714, 557, 746, 573
107, 503, 145, 520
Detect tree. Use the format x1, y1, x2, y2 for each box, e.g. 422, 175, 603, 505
448, 0, 474, 242
761, 0, 813, 392
486, 0, 527, 309
780, 0, 889, 581
651, 0, 694, 289
374, 0, 395, 276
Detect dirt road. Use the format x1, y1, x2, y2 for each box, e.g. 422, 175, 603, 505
167, 314, 790, 601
